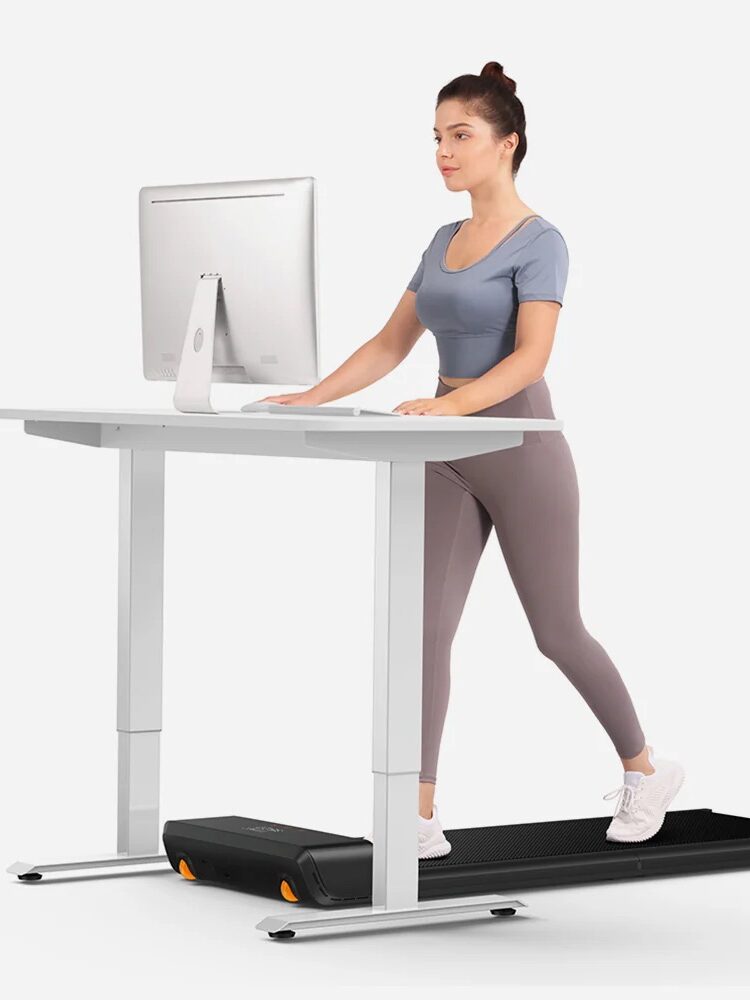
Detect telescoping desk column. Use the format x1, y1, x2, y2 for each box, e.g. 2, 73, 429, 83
1, 405, 563, 938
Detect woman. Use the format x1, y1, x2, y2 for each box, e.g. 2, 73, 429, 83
259, 62, 685, 859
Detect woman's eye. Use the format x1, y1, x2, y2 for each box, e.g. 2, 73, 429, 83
433, 133, 468, 143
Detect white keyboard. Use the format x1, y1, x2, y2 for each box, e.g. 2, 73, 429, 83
239, 402, 403, 417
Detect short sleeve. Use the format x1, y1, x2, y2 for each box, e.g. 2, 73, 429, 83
406, 253, 425, 293
406, 228, 441, 293
514, 228, 569, 307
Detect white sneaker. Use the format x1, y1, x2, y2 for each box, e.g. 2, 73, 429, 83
418, 803, 452, 860
367, 806, 453, 859
604, 744, 685, 842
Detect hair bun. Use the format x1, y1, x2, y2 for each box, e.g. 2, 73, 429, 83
480, 61, 517, 95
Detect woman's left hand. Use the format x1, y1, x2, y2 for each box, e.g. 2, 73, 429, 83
392, 396, 463, 416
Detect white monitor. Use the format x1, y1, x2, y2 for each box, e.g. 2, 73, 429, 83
139, 176, 320, 413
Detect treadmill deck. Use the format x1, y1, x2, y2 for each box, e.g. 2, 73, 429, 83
162, 808, 750, 907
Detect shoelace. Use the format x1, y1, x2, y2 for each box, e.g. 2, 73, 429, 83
603, 781, 641, 816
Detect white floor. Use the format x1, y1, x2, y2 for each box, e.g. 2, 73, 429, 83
2, 860, 748, 996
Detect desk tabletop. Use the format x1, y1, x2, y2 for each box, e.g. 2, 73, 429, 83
0, 406, 564, 461
0, 406, 563, 435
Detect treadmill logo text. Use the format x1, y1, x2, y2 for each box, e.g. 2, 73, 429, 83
241, 825, 286, 833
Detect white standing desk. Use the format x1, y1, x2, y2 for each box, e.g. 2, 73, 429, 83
1, 404, 563, 938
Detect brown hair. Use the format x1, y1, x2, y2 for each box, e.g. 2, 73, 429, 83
437, 61, 527, 177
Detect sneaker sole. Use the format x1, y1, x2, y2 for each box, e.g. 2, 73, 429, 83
419, 840, 452, 860
605, 765, 685, 843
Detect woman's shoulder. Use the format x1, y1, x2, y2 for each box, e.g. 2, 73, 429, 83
519, 217, 568, 257
419, 221, 453, 250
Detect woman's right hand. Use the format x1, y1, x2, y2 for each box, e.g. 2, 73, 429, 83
253, 391, 318, 406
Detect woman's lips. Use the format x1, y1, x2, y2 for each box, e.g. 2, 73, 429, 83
441, 167, 458, 174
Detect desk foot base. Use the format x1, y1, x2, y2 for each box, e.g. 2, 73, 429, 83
256, 893, 527, 939
7, 852, 170, 879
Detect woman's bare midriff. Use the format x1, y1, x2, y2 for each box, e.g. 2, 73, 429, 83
440, 374, 542, 388
439, 375, 476, 387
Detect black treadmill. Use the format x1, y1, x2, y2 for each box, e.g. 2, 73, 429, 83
163, 807, 750, 907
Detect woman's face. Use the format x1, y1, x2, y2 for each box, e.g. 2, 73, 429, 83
433, 100, 516, 190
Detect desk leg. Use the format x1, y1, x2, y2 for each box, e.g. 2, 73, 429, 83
370, 460, 425, 909
256, 461, 526, 938
116, 448, 168, 861
7, 449, 170, 880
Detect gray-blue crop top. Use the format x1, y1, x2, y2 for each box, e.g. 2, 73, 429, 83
406, 215, 569, 378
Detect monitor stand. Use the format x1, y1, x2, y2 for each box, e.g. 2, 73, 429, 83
173, 273, 229, 414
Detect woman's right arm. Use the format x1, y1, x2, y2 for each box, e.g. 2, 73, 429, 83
284, 290, 427, 405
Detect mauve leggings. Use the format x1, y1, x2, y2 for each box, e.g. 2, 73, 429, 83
420, 375, 646, 784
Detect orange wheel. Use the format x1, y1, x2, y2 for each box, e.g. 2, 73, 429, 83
178, 858, 197, 880
279, 879, 299, 902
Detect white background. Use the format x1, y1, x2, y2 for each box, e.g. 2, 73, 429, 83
1, 0, 748, 994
